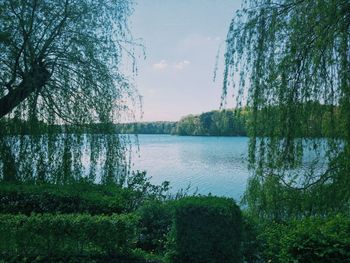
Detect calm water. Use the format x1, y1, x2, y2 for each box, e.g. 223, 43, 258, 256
131, 135, 250, 201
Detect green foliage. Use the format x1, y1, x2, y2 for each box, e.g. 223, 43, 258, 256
126, 171, 170, 202
175, 109, 247, 136
167, 196, 242, 263
0, 173, 171, 215
0, 182, 134, 215
123, 171, 171, 212
224, 0, 350, 217
0, 213, 139, 262
0, 0, 139, 183
136, 201, 173, 254
0, 0, 137, 121
115, 110, 248, 136
118, 122, 177, 134
255, 215, 350, 263
0, 178, 173, 262
243, 174, 350, 221
240, 214, 261, 263
0, 129, 131, 184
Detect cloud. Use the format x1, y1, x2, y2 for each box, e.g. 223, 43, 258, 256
153, 60, 168, 70
152, 59, 191, 71
173, 60, 190, 70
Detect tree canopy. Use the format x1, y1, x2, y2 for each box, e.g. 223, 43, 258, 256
175, 109, 247, 136
224, 0, 350, 218
0, 0, 139, 184
0, 0, 138, 123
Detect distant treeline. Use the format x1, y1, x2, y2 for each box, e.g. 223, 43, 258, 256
117, 122, 177, 134
173, 109, 248, 136
2, 103, 340, 137
119, 102, 342, 137
117, 109, 248, 136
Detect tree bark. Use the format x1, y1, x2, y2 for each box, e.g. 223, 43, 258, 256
0, 63, 49, 118
0, 138, 17, 182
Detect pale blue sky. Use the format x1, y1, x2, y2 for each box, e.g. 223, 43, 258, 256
129, 0, 242, 121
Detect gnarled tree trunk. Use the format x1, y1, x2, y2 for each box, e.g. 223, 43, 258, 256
0, 63, 49, 118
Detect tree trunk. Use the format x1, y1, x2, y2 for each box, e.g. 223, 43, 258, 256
0, 138, 17, 182
0, 63, 49, 118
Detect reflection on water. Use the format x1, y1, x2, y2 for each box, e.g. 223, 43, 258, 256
131, 135, 250, 200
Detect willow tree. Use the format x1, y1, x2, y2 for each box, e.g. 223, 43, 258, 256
0, 0, 139, 183
224, 0, 350, 219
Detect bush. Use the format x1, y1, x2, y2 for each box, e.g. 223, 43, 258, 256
258, 215, 350, 262
0, 182, 136, 215
255, 220, 286, 262
125, 171, 171, 208
168, 196, 242, 263
240, 214, 261, 263
137, 201, 173, 254
0, 213, 139, 261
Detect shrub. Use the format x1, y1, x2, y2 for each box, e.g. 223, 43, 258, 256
285, 215, 350, 262
137, 200, 174, 254
258, 215, 350, 262
0, 182, 135, 215
168, 196, 242, 263
0, 173, 170, 215
240, 213, 261, 263
0, 213, 139, 261
256, 220, 287, 262
125, 171, 171, 209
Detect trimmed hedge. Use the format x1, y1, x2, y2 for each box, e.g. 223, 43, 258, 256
0, 183, 136, 215
258, 214, 350, 262
0, 213, 139, 261
168, 196, 242, 263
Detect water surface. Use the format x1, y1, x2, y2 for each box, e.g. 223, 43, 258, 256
131, 135, 250, 200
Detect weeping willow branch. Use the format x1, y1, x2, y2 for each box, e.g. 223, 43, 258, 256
0, 0, 141, 183
224, 0, 350, 217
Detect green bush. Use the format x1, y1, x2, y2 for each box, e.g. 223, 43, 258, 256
255, 220, 285, 262
125, 171, 171, 208
0, 182, 136, 215
137, 201, 173, 254
168, 196, 242, 263
0, 213, 139, 261
258, 215, 350, 262
240, 214, 261, 263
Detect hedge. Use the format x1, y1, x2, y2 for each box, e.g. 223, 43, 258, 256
0, 183, 136, 215
258, 214, 350, 262
137, 201, 173, 254
168, 196, 242, 263
0, 213, 139, 261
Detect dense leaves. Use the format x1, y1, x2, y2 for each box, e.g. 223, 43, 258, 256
117, 110, 248, 136
0, 181, 245, 263
0, 182, 133, 215
167, 196, 242, 263
224, 0, 350, 217
136, 201, 173, 254
175, 109, 247, 136
118, 122, 177, 135
255, 215, 350, 262
0, 0, 139, 183
0, 0, 138, 122
0, 213, 139, 262
0, 127, 131, 184
0, 174, 170, 215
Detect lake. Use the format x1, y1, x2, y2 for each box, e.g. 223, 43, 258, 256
131, 135, 250, 201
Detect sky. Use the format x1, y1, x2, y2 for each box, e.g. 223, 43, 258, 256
129, 0, 243, 122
